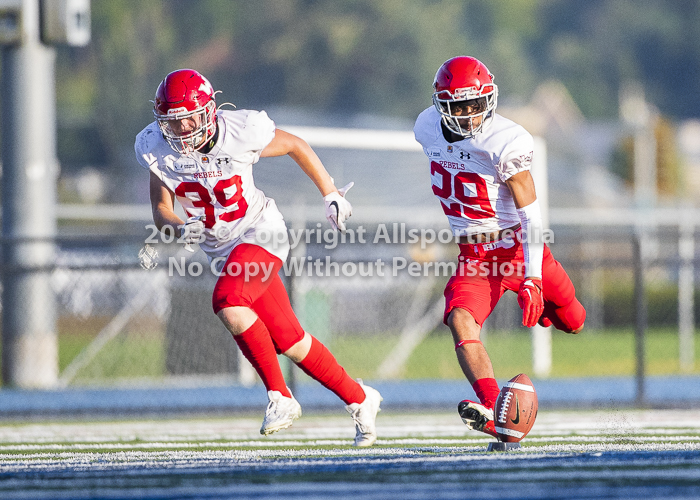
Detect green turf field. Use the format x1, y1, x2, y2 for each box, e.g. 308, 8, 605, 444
0, 409, 699, 499
0, 326, 696, 385
44, 327, 700, 384
331, 328, 700, 380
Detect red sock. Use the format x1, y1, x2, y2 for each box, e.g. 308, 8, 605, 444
472, 378, 500, 409
297, 336, 365, 405
233, 319, 291, 398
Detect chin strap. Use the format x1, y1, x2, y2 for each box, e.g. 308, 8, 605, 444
198, 123, 220, 154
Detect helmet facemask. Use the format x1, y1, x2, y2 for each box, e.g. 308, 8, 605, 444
433, 84, 497, 138
155, 100, 216, 154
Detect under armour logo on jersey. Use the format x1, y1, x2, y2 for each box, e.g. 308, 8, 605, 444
459, 151, 471, 160
216, 156, 231, 165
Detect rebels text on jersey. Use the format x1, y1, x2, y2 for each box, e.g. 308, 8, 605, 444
413, 107, 534, 237
135, 109, 289, 262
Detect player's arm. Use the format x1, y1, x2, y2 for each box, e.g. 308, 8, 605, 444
505, 170, 545, 327
149, 171, 184, 237
505, 170, 542, 278
505, 170, 537, 209
261, 128, 353, 231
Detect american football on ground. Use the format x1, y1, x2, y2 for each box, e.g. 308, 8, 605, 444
494, 373, 538, 442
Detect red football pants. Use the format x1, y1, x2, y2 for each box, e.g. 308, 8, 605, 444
212, 243, 365, 404
212, 243, 304, 353
444, 239, 585, 332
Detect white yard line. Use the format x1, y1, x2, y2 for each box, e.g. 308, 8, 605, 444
1, 409, 699, 442
0, 409, 698, 463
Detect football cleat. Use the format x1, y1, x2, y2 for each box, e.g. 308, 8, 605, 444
458, 399, 498, 438
346, 380, 383, 447
260, 390, 302, 436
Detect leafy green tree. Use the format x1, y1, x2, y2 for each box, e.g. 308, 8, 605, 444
56, 0, 178, 184
537, 0, 700, 119
52, 0, 700, 191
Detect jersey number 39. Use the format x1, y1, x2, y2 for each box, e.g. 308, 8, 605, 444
430, 161, 495, 219
175, 176, 248, 228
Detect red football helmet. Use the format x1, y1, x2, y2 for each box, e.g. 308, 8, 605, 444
433, 56, 498, 138
153, 69, 218, 154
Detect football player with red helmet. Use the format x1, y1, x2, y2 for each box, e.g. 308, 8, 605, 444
414, 57, 586, 438
136, 69, 382, 446
153, 70, 218, 154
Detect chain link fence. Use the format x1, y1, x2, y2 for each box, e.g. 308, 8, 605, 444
0, 215, 698, 391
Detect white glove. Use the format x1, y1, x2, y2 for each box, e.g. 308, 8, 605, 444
323, 182, 354, 232
179, 215, 205, 251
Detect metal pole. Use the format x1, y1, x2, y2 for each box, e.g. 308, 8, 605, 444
284, 205, 307, 395
582, 240, 604, 330
678, 218, 695, 373
530, 136, 552, 378
633, 231, 646, 406
284, 266, 297, 395
621, 82, 655, 408
1, 0, 58, 388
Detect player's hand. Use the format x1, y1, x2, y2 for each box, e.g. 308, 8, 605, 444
324, 182, 354, 232
179, 215, 205, 252
517, 277, 544, 328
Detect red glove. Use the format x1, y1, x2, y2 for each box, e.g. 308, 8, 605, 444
517, 277, 544, 328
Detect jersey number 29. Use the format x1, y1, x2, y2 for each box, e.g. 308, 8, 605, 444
430, 161, 495, 219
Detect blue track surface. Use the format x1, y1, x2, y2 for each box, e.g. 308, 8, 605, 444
1, 375, 699, 418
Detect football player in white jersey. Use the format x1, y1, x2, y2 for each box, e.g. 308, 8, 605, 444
135, 69, 382, 446
414, 57, 586, 438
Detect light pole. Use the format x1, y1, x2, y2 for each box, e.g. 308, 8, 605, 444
0, 0, 90, 388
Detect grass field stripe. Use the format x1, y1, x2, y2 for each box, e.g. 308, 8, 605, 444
504, 381, 534, 392
3, 434, 699, 454
4, 441, 700, 465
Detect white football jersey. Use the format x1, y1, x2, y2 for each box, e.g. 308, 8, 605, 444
414, 107, 534, 236
135, 109, 290, 264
